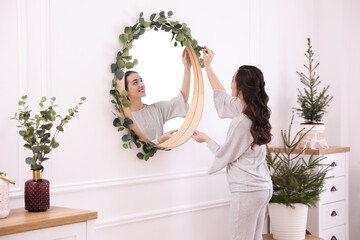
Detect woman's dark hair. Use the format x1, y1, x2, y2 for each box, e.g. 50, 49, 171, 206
235, 65, 272, 148
124, 71, 138, 91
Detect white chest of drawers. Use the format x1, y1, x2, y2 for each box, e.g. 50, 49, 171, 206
305, 147, 350, 240
0, 206, 97, 240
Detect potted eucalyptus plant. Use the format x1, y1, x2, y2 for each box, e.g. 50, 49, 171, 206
266, 114, 330, 240
12, 95, 86, 212
295, 38, 333, 149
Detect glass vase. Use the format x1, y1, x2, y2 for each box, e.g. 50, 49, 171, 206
24, 170, 50, 212
0, 172, 15, 218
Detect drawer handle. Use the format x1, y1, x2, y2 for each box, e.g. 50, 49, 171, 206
331, 186, 337, 192
330, 162, 337, 167
331, 236, 337, 240
331, 211, 337, 217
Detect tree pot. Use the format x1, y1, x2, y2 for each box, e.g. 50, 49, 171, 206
24, 170, 50, 212
268, 203, 308, 240
298, 123, 329, 149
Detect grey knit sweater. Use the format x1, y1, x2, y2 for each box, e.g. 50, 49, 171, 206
207, 90, 272, 192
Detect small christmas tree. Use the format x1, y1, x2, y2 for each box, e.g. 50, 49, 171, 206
295, 38, 333, 124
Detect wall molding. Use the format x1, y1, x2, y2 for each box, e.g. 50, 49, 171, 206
95, 198, 230, 229
10, 168, 225, 198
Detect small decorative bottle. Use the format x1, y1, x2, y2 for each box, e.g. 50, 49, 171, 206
0, 172, 15, 218
25, 170, 50, 212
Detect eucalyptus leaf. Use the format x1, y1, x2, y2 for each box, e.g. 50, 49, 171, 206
111, 63, 118, 73
52, 142, 59, 148
119, 34, 128, 43
122, 143, 128, 149
168, 11, 173, 16
175, 33, 184, 41
121, 90, 128, 97
115, 69, 124, 80
122, 99, 130, 107
136, 152, 145, 160
143, 21, 151, 28
117, 60, 125, 68
125, 62, 134, 69
150, 13, 156, 21
124, 26, 132, 33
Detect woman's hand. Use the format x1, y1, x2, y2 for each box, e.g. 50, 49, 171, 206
182, 48, 191, 68
203, 46, 214, 68
192, 130, 211, 143
158, 130, 178, 144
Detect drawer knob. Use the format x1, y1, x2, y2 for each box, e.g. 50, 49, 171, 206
331, 186, 337, 192
330, 162, 337, 167
331, 236, 337, 240
331, 211, 337, 217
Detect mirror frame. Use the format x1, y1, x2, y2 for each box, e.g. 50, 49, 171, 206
110, 11, 205, 160
116, 46, 204, 148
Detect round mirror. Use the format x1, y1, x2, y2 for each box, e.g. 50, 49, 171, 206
111, 11, 204, 154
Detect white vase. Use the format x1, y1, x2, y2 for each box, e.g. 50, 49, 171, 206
0, 172, 15, 218
268, 203, 308, 240
299, 124, 329, 149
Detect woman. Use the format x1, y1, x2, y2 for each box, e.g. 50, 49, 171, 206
124, 48, 191, 144
192, 46, 273, 240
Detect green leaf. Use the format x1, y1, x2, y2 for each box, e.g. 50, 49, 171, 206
159, 11, 165, 17
52, 142, 59, 148
81, 97, 86, 101
19, 130, 26, 136
122, 134, 130, 142
122, 52, 129, 57
133, 59, 138, 65
124, 26, 132, 33
41, 96, 46, 102
121, 90, 128, 97
158, 17, 165, 22
175, 34, 184, 41
184, 39, 192, 47
119, 34, 128, 43
56, 126, 64, 132
116, 60, 125, 69
122, 98, 130, 107
21, 95, 27, 100
125, 62, 134, 69
113, 118, 121, 127
41, 123, 53, 130
137, 152, 145, 160
122, 143, 128, 149
143, 21, 151, 28
134, 28, 141, 35
111, 63, 118, 73
25, 157, 34, 165
150, 13, 156, 21
115, 69, 124, 80
24, 144, 31, 149
168, 11, 173, 16
18, 101, 24, 106
139, 12, 143, 18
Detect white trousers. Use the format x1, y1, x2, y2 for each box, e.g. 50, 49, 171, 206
230, 189, 273, 240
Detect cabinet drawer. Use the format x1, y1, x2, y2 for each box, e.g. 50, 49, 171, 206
321, 177, 345, 204
322, 201, 345, 229
322, 225, 345, 240
321, 154, 345, 177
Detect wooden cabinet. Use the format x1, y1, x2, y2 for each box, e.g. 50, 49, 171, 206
269, 147, 350, 240
0, 206, 97, 240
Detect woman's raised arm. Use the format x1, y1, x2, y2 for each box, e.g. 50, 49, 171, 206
203, 46, 225, 91
181, 48, 191, 103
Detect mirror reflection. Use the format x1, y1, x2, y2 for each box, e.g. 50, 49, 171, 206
126, 30, 193, 144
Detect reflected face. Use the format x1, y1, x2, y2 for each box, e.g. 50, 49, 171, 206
231, 70, 238, 97
126, 73, 146, 99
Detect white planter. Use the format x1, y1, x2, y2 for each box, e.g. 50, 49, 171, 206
268, 203, 308, 240
299, 124, 329, 149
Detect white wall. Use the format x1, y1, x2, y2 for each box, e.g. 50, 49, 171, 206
1, 0, 359, 239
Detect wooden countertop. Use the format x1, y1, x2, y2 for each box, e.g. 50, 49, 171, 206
0, 206, 97, 236
263, 234, 323, 240
269, 146, 350, 155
